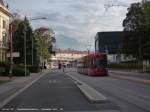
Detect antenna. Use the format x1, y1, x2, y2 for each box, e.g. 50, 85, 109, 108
104, 0, 129, 12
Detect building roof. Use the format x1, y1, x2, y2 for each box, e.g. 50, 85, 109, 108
0, 0, 4, 6
0, 0, 12, 17
95, 31, 124, 54
55, 48, 89, 54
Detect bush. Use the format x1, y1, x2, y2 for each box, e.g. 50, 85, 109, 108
17, 65, 40, 73
0, 61, 10, 75
0, 62, 30, 76
108, 63, 142, 70
13, 67, 30, 76
27, 65, 40, 73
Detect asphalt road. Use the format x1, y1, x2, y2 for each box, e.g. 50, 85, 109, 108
66, 69, 150, 112
0, 71, 119, 112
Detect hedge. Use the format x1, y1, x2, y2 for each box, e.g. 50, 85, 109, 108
0, 61, 10, 74
108, 63, 142, 70
17, 65, 40, 73
13, 67, 30, 76
0, 62, 30, 76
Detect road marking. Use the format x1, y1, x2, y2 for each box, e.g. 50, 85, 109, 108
17, 108, 39, 111
1, 107, 64, 111
49, 80, 61, 84
41, 108, 52, 111
2, 108, 14, 111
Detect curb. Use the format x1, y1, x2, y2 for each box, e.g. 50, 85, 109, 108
110, 73, 150, 85
69, 110, 120, 112
0, 70, 49, 109
66, 73, 107, 103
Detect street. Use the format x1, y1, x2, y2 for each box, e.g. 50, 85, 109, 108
66, 69, 150, 112
0, 71, 119, 112
0, 0, 150, 112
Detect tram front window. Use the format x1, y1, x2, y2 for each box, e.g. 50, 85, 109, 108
96, 59, 107, 68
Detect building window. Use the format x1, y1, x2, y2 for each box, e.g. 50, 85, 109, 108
3, 20, 7, 29
0, 51, 2, 61
2, 33, 7, 47
2, 52, 5, 61
95, 40, 99, 52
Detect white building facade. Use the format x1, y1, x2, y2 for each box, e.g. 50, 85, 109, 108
0, 0, 11, 61
50, 49, 88, 68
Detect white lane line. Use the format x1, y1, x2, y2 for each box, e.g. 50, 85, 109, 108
17, 108, 39, 111
1, 107, 64, 111
2, 108, 14, 111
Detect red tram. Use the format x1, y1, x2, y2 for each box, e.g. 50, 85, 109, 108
77, 53, 108, 76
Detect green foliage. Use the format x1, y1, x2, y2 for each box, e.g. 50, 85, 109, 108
13, 21, 26, 64
36, 36, 50, 59
13, 17, 39, 66
13, 67, 30, 76
122, 1, 150, 59
34, 28, 53, 61
0, 62, 30, 76
0, 61, 10, 74
108, 63, 142, 70
17, 64, 40, 73
143, 0, 150, 31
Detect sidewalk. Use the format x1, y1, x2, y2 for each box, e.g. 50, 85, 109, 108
109, 70, 150, 80
0, 70, 49, 108
109, 70, 150, 85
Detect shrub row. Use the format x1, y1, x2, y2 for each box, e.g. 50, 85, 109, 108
12, 67, 30, 76
17, 65, 40, 73
108, 63, 142, 70
0, 62, 41, 76
0, 61, 10, 74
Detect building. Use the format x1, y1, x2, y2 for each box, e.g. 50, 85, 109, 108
95, 31, 133, 63
0, 0, 11, 61
50, 49, 88, 68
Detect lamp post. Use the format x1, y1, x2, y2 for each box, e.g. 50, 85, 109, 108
87, 42, 92, 55
24, 24, 27, 76
30, 17, 47, 65
9, 24, 13, 78
24, 17, 47, 76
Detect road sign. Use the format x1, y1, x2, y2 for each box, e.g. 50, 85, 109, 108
7, 52, 20, 57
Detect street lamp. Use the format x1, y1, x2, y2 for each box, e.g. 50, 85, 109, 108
30, 17, 47, 65
87, 42, 92, 55
9, 24, 13, 78
24, 16, 47, 76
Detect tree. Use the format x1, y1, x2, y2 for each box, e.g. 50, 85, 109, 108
142, 0, 150, 58
24, 17, 33, 65
34, 27, 56, 66
13, 20, 26, 64
122, 2, 148, 59
13, 17, 39, 65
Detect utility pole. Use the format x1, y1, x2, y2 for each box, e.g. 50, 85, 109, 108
24, 23, 27, 76
32, 36, 34, 65
138, 33, 142, 72
9, 24, 13, 79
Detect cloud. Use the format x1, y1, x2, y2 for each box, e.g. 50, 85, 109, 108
6, 0, 141, 50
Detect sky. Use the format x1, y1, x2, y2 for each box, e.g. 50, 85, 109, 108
5, 0, 141, 51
